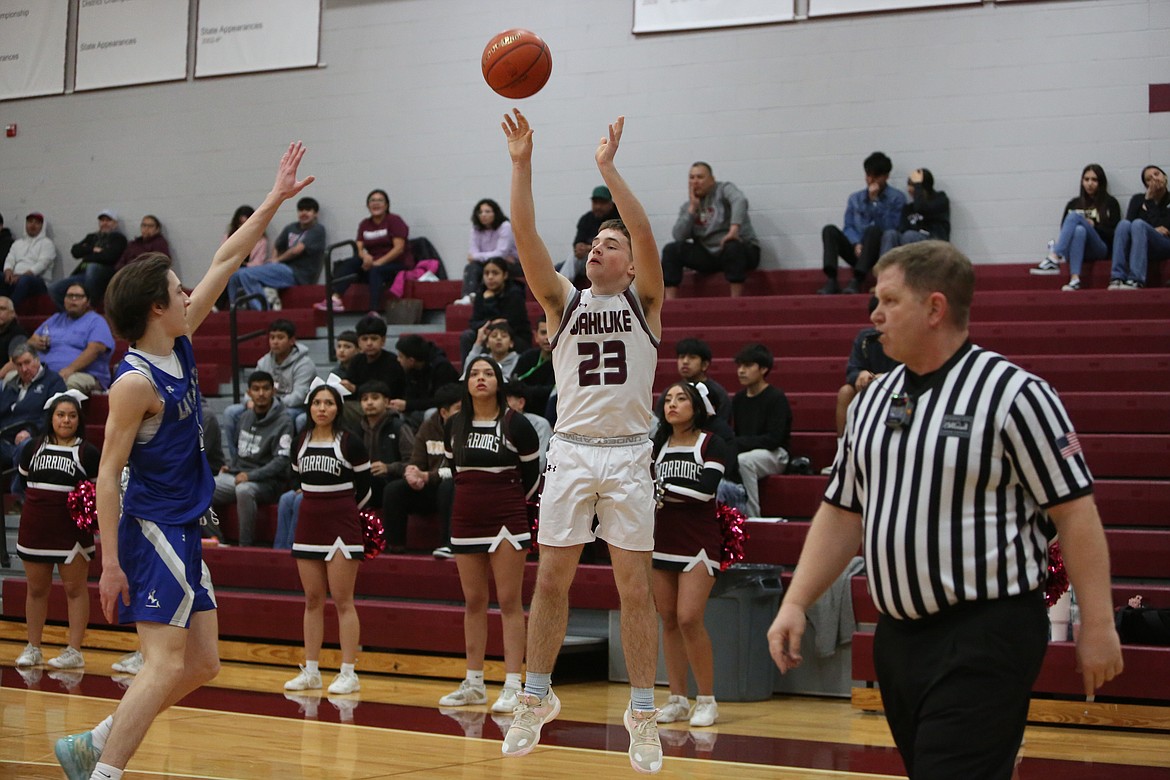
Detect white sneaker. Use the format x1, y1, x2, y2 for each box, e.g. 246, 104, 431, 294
1029, 257, 1061, 275
15, 643, 42, 667
452, 294, 474, 306
417, 271, 440, 282
112, 650, 143, 674
284, 665, 323, 691
439, 678, 488, 706
328, 670, 361, 695
491, 685, 521, 713
689, 698, 719, 727
655, 695, 690, 724
432, 546, 454, 559
48, 646, 84, 670
502, 688, 561, 757
624, 706, 664, 774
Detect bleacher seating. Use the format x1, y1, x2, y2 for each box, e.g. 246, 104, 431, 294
6, 261, 1170, 720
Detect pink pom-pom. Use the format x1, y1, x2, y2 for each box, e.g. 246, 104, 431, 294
716, 502, 749, 571
68, 480, 98, 533
1044, 541, 1069, 607
527, 501, 540, 552
360, 509, 387, 559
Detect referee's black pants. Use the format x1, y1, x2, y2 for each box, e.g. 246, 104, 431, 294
873, 590, 1049, 780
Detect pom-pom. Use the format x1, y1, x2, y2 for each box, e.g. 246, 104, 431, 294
717, 502, 749, 571
360, 509, 387, 559
68, 480, 98, 533
1044, 541, 1069, 607
526, 501, 540, 552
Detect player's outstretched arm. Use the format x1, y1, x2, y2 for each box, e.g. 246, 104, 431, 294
502, 109, 570, 320
595, 116, 663, 331
95, 373, 157, 622
187, 142, 315, 334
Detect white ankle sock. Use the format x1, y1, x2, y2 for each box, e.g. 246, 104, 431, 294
340, 662, 355, 676
504, 672, 522, 689
467, 670, 485, 686
696, 695, 715, 704
90, 715, 114, 752
304, 660, 319, 674
90, 762, 123, 779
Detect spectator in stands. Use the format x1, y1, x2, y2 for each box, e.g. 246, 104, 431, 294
284, 380, 370, 696
731, 343, 792, 517
393, 333, 460, 423
381, 383, 460, 555
880, 168, 951, 256
661, 162, 760, 299
2, 212, 55, 311
53, 209, 127, 308
1108, 164, 1170, 290
13, 391, 100, 672
557, 186, 620, 286
319, 189, 413, 312
823, 296, 901, 474
222, 319, 317, 459
652, 381, 731, 729
0, 343, 65, 471
227, 196, 325, 310
0, 297, 25, 378
212, 371, 293, 546
464, 321, 519, 378
505, 381, 551, 468
653, 338, 732, 426
201, 398, 225, 476
459, 256, 531, 360
437, 356, 539, 714
214, 206, 270, 311
341, 314, 406, 397
115, 215, 171, 271
0, 213, 13, 264
28, 284, 115, 393
820, 152, 907, 295
456, 198, 518, 303
350, 380, 414, 551
335, 330, 358, 375
1029, 164, 1121, 291
512, 314, 554, 419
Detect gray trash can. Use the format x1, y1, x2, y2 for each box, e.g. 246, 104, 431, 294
700, 563, 783, 701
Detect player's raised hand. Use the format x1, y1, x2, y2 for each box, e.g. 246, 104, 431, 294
271, 141, 316, 202
502, 109, 533, 163
596, 116, 625, 168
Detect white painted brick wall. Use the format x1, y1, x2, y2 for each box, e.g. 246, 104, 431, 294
0, 0, 1166, 281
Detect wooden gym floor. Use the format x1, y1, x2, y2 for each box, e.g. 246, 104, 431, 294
2, 638, 1169, 779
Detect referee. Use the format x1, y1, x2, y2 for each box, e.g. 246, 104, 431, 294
767, 241, 1123, 779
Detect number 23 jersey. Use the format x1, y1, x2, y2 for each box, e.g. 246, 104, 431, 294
550, 285, 659, 439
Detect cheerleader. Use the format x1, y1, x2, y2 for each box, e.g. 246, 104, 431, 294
15, 390, 100, 670
651, 381, 731, 728
438, 356, 540, 713
284, 376, 371, 696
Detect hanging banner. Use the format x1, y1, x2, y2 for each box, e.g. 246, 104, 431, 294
0, 1, 67, 101
808, 0, 978, 16
75, 0, 188, 91
633, 0, 795, 34
195, 0, 320, 78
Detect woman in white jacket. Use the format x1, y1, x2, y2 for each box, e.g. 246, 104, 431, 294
1, 212, 56, 311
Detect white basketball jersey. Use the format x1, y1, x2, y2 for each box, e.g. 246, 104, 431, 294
550, 286, 660, 438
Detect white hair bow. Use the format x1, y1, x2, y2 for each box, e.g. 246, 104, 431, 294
44, 389, 88, 410
692, 382, 716, 416
306, 373, 351, 403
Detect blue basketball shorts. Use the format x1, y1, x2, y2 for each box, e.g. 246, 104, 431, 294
117, 516, 217, 628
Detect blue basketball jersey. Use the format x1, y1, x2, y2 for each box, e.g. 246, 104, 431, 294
115, 336, 214, 526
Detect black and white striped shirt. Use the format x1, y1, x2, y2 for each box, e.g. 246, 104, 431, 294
825, 344, 1093, 620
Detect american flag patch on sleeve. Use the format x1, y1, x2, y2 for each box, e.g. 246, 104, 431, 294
1056, 432, 1082, 459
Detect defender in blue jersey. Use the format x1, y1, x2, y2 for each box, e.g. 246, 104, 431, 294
54, 143, 314, 780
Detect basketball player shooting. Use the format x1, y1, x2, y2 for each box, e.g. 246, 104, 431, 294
53, 143, 314, 780
499, 109, 667, 774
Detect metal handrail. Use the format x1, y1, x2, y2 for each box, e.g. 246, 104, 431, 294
321, 239, 359, 363
228, 292, 269, 404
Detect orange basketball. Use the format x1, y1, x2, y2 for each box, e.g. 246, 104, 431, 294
482, 28, 552, 99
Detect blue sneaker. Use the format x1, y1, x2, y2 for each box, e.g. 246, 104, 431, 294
54, 731, 100, 780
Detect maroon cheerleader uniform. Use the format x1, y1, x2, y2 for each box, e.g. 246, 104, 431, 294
652, 431, 730, 576
444, 410, 540, 554
291, 431, 372, 561
17, 438, 101, 564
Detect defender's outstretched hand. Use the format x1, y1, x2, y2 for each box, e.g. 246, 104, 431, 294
595, 116, 625, 168
271, 141, 316, 202
502, 109, 534, 163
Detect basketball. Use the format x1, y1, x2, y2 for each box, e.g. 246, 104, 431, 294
482, 29, 552, 99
